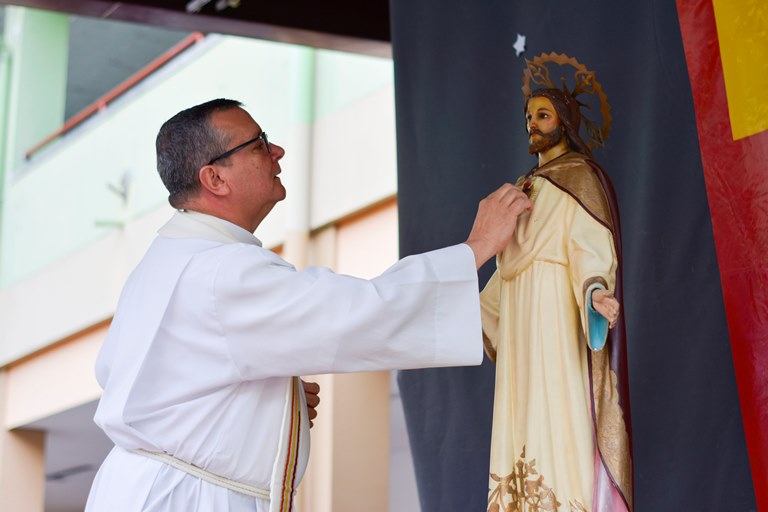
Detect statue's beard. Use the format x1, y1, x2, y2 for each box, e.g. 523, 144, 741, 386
528, 125, 564, 154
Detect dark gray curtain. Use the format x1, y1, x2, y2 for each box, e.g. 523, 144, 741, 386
389, 0, 757, 510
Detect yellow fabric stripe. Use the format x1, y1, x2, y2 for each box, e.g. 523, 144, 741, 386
280, 378, 301, 511
712, 0, 768, 140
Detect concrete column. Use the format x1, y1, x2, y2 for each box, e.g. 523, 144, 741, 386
0, 369, 46, 512
281, 47, 314, 269
295, 227, 390, 512
298, 370, 390, 512
329, 371, 390, 511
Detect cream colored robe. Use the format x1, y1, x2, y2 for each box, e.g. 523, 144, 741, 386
481, 175, 617, 512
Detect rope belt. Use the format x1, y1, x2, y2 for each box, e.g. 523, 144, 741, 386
133, 449, 270, 500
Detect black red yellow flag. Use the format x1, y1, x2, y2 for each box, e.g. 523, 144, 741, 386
391, 0, 763, 509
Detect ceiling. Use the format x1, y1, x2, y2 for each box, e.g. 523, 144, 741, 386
1, 0, 392, 55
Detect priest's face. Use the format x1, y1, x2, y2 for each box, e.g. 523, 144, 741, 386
209, 108, 286, 226
526, 96, 564, 154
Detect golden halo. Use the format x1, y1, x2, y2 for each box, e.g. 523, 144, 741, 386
521, 52, 612, 149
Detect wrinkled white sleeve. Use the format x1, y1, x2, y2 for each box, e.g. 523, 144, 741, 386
214, 243, 483, 380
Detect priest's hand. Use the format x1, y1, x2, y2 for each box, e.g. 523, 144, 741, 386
465, 184, 532, 269
302, 380, 320, 428
592, 289, 620, 329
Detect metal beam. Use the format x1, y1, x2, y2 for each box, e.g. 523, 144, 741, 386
0, 0, 392, 57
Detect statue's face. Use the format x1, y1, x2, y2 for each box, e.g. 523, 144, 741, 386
525, 96, 564, 154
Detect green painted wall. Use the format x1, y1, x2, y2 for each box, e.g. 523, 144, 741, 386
0, 7, 69, 290
0, 27, 394, 289
3, 7, 68, 171
314, 50, 393, 120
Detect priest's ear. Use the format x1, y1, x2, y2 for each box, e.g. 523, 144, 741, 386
198, 164, 231, 197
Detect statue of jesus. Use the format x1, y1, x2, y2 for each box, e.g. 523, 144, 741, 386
482, 57, 634, 512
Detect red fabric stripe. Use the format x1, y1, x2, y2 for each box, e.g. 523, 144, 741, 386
676, 1, 768, 508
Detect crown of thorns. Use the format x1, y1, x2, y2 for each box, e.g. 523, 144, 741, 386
521, 52, 612, 149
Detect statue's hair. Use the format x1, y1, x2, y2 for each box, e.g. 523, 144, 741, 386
525, 88, 592, 158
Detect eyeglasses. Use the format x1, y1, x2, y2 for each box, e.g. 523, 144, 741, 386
207, 131, 270, 165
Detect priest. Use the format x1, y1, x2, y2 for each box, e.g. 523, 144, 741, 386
85, 98, 531, 512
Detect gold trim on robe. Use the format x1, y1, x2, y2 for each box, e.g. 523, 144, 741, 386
272, 377, 304, 512
533, 153, 614, 232
536, 154, 632, 510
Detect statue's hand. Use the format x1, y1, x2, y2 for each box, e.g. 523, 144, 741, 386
591, 289, 620, 329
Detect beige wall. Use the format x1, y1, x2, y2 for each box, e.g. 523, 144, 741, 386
0, 323, 108, 512
3, 324, 105, 429
1, 200, 404, 512
293, 200, 399, 512
0, 206, 172, 368
0, 371, 46, 512
0, 19, 402, 511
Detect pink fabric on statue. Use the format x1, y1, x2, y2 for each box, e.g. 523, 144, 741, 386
593, 445, 628, 511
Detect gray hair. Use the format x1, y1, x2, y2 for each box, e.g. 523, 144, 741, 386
156, 98, 243, 208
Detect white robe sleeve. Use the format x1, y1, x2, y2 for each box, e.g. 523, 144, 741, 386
214, 243, 483, 380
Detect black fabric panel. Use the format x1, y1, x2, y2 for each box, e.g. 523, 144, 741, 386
390, 0, 757, 510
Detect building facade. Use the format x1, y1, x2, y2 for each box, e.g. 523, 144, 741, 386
0, 6, 416, 511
